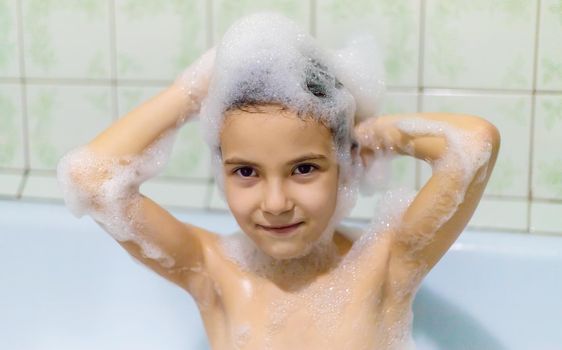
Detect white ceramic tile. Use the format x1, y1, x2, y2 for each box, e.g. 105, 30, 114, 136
208, 184, 229, 211
469, 198, 528, 231
21, 171, 62, 200
115, 0, 207, 81
0, 83, 25, 169
140, 179, 208, 209
530, 201, 562, 234
26, 84, 113, 170
348, 192, 381, 220
380, 91, 418, 115
422, 93, 532, 197
161, 120, 212, 180
213, 0, 310, 42
22, 0, 111, 79
0, 0, 20, 77
424, 0, 537, 89
117, 85, 162, 116
117, 86, 212, 180
0, 169, 24, 197
377, 92, 419, 190
537, 0, 562, 91
418, 159, 432, 189
317, 0, 420, 87
532, 95, 562, 200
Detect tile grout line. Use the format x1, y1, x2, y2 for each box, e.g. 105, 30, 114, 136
527, 0, 542, 232
203, 0, 214, 209
417, 0, 426, 93
207, 0, 214, 47
415, 0, 427, 190
204, 178, 215, 209
109, 0, 118, 121
310, 0, 316, 37
15, 0, 30, 199
2, 77, 562, 95
0, 77, 168, 86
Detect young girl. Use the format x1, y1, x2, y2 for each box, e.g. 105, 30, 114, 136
57, 14, 499, 350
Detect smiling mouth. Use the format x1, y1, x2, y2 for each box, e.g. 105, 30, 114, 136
257, 222, 304, 235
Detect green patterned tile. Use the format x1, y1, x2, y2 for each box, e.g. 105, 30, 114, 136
21, 171, 63, 200
162, 120, 212, 180
0, 0, 19, 77
424, 0, 536, 89
115, 0, 206, 80
377, 92, 419, 190
349, 192, 382, 220
0, 84, 25, 169
423, 93, 532, 197
532, 95, 562, 200
22, 0, 110, 79
530, 201, 562, 234
140, 179, 209, 209
0, 169, 24, 197
469, 198, 528, 231
537, 0, 562, 91
209, 184, 229, 211
27, 84, 113, 170
317, 0, 420, 87
213, 0, 309, 42
380, 91, 418, 115
117, 85, 162, 116
117, 86, 212, 180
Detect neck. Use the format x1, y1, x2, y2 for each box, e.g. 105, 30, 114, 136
222, 232, 344, 292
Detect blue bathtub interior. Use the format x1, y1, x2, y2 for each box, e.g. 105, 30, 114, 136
0, 200, 561, 350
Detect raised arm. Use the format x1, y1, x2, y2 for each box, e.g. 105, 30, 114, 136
355, 113, 500, 274
57, 48, 217, 288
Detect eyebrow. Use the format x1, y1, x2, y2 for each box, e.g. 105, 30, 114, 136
223, 153, 328, 166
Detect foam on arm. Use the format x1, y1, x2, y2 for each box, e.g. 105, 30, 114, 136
57, 130, 178, 267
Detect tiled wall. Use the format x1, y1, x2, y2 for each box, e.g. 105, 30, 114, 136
0, 0, 561, 235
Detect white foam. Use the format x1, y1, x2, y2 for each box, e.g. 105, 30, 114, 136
368, 188, 417, 235
56, 129, 179, 268
332, 34, 386, 123
220, 231, 341, 287
200, 13, 384, 216
233, 323, 252, 349
394, 118, 493, 247
360, 149, 396, 195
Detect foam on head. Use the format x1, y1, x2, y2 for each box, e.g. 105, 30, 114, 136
202, 13, 385, 260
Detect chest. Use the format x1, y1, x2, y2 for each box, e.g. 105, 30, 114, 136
197, 246, 411, 349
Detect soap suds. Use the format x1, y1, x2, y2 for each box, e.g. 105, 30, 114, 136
57, 129, 180, 268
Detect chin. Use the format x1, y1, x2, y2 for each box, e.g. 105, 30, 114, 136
266, 243, 313, 261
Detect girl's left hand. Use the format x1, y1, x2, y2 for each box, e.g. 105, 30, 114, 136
354, 116, 409, 168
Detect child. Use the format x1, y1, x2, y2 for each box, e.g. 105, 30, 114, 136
57, 14, 499, 350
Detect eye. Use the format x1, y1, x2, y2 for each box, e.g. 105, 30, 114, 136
293, 163, 317, 175
234, 166, 257, 178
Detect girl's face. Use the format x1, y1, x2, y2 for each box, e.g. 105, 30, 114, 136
220, 105, 340, 260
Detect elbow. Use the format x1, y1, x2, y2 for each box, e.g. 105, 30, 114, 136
478, 120, 501, 158
56, 147, 117, 216
459, 115, 501, 155
470, 119, 501, 180
57, 148, 106, 194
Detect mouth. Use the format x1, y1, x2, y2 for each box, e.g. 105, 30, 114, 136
257, 222, 304, 236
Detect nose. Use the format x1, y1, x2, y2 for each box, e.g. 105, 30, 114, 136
261, 179, 293, 215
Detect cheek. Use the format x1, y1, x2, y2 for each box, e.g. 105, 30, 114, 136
224, 182, 256, 222
295, 175, 338, 219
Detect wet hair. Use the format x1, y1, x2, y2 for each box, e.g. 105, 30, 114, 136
222, 56, 357, 154
200, 13, 363, 203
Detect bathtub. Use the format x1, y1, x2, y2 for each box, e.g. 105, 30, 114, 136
1, 200, 561, 350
